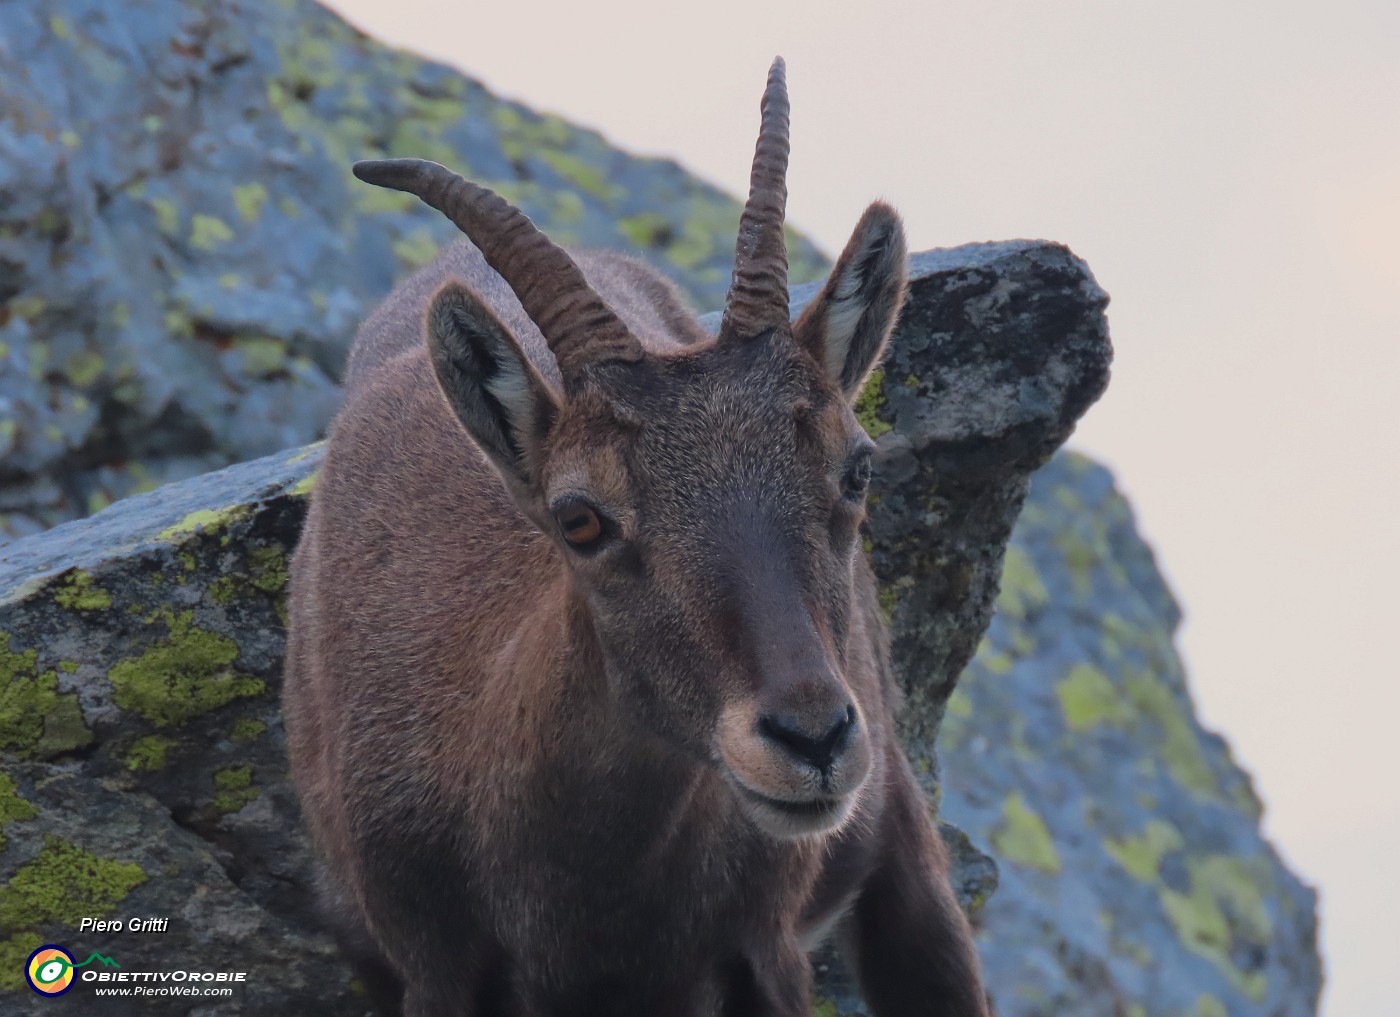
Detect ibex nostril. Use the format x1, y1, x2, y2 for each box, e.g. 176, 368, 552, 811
758, 704, 857, 771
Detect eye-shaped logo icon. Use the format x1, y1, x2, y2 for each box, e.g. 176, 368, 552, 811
25, 945, 76, 996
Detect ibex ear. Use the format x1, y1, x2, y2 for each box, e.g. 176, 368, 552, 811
792, 202, 907, 401
427, 282, 559, 491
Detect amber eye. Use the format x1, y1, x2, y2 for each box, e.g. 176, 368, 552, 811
554, 501, 604, 548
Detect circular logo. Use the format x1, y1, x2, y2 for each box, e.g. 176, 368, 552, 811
26, 945, 76, 996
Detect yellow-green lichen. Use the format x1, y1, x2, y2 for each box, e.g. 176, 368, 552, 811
63, 349, 104, 387
1108, 930, 1153, 967
1158, 855, 1273, 1000
211, 545, 290, 606
976, 641, 1014, 675
944, 687, 974, 719
288, 441, 324, 464
392, 228, 440, 270
0, 772, 38, 851
663, 212, 719, 272
229, 718, 266, 744
938, 686, 977, 753
212, 766, 260, 814
189, 214, 234, 251
995, 545, 1049, 620
619, 212, 671, 249
288, 471, 318, 497
163, 307, 192, 337
1230, 775, 1264, 822
354, 184, 416, 215
1105, 819, 1184, 882
854, 368, 892, 438
33, 208, 67, 238
107, 611, 264, 728
124, 735, 179, 773
1057, 662, 1131, 732
0, 836, 146, 930
877, 585, 898, 622
384, 119, 465, 172
1197, 995, 1228, 1017
231, 335, 287, 377
232, 182, 268, 223
9, 295, 47, 322
0, 933, 44, 991
538, 151, 618, 203
1099, 611, 1143, 661
25, 343, 49, 381
51, 569, 112, 611
1124, 671, 1219, 798
1053, 525, 1104, 597
0, 639, 93, 759
146, 196, 178, 235
157, 504, 250, 543
990, 792, 1060, 874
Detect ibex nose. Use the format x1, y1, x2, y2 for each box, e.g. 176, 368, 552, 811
758, 704, 856, 772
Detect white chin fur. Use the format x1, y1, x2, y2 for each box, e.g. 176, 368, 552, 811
737, 786, 859, 841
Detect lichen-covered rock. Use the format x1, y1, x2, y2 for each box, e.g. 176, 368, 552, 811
0, 0, 827, 540
935, 453, 1322, 1017
0, 762, 349, 1015
0, 447, 330, 1013
0, 241, 1119, 1012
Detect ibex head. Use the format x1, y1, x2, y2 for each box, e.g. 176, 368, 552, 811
353, 58, 907, 839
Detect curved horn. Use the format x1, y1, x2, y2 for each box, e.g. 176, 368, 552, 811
352, 159, 643, 384
720, 57, 791, 341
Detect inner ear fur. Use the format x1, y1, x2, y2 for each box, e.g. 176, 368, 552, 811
426, 281, 559, 490
793, 202, 908, 400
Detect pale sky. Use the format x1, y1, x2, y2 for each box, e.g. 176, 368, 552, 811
327, 2, 1400, 1012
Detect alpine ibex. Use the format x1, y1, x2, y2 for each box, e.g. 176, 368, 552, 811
284, 58, 988, 1017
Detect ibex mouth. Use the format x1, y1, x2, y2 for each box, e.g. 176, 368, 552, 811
731, 781, 859, 839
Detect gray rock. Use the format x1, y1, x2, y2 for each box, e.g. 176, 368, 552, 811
937, 451, 1322, 1017
0, 445, 327, 1012
0, 0, 828, 540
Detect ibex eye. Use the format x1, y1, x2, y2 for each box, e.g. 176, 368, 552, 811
553, 500, 605, 548
843, 455, 873, 500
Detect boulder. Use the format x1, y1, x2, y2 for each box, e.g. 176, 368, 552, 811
0, 0, 828, 539
825, 452, 1323, 1016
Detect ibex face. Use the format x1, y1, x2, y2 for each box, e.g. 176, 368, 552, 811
354, 58, 907, 840
526, 321, 886, 839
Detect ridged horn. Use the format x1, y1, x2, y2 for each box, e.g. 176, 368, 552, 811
720, 57, 791, 341
352, 158, 643, 385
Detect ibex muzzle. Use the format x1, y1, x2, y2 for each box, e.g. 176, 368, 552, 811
284, 57, 990, 1017
713, 540, 874, 836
